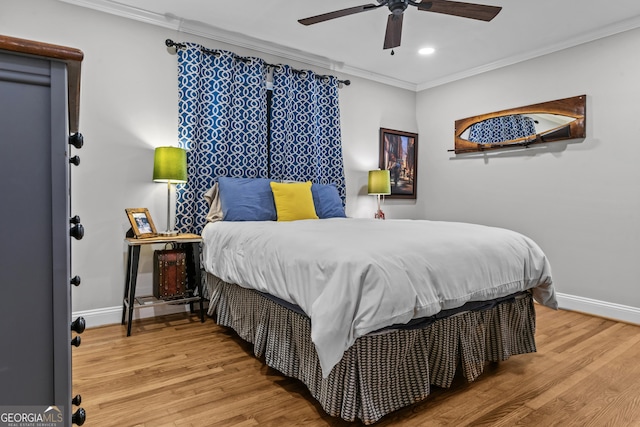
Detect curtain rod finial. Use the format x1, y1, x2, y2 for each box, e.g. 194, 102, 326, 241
165, 39, 186, 50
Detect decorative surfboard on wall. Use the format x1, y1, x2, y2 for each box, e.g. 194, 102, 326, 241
451, 95, 586, 154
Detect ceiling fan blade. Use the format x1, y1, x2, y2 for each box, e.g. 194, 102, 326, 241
417, 0, 502, 22
383, 13, 403, 50
298, 4, 380, 26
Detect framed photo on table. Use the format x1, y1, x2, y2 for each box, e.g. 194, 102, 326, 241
125, 208, 157, 238
379, 128, 418, 199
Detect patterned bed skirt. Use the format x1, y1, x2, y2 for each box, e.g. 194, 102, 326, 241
205, 274, 537, 425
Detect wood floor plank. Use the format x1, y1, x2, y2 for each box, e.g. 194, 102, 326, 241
73, 307, 640, 426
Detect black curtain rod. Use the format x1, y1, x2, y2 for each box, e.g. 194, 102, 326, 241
165, 39, 350, 87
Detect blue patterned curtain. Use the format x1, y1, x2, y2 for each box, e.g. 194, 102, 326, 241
270, 66, 346, 203
468, 114, 536, 144
175, 43, 268, 233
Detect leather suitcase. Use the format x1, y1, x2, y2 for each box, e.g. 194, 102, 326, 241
153, 247, 187, 300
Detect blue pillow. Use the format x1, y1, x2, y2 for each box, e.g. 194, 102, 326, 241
311, 184, 346, 219
218, 177, 276, 221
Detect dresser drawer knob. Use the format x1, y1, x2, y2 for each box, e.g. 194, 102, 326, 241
70, 224, 84, 240
72, 407, 86, 425
72, 394, 82, 406
71, 336, 81, 347
71, 317, 86, 334
70, 275, 81, 287
69, 155, 81, 166
69, 133, 84, 149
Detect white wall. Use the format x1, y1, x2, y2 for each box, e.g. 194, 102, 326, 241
415, 28, 640, 321
1, 0, 416, 325
4, 0, 637, 325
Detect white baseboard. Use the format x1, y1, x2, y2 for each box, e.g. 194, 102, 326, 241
73, 303, 195, 329
555, 292, 640, 325
74, 292, 640, 329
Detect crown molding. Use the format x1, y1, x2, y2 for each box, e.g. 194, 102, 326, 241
58, 0, 178, 28
416, 14, 640, 91
56, 0, 417, 91
58, 0, 640, 93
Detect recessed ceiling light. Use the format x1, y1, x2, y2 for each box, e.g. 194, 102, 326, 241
419, 47, 435, 55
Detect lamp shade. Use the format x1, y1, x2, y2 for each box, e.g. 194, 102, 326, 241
368, 169, 391, 195
153, 147, 187, 183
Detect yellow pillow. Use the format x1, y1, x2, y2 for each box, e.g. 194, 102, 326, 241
270, 181, 319, 222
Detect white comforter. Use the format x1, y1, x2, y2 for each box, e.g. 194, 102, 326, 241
201, 218, 556, 377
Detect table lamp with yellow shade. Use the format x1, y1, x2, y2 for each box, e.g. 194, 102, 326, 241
153, 146, 187, 236
368, 169, 391, 220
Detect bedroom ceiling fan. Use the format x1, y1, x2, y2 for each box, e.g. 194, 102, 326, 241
298, 0, 502, 51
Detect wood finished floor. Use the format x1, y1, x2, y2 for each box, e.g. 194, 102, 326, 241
73, 306, 640, 426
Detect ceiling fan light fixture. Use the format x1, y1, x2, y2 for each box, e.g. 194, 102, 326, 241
388, 0, 409, 15
298, 0, 502, 50
419, 47, 436, 55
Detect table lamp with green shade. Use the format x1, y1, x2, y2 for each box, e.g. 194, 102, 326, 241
153, 146, 187, 236
368, 169, 391, 220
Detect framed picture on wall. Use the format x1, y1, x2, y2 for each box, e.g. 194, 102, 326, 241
125, 208, 158, 238
379, 128, 418, 199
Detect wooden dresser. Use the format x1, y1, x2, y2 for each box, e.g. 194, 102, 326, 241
0, 35, 86, 426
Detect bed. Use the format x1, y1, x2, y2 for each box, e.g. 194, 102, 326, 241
199, 178, 557, 424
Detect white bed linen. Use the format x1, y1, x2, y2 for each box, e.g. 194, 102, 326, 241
201, 218, 556, 377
